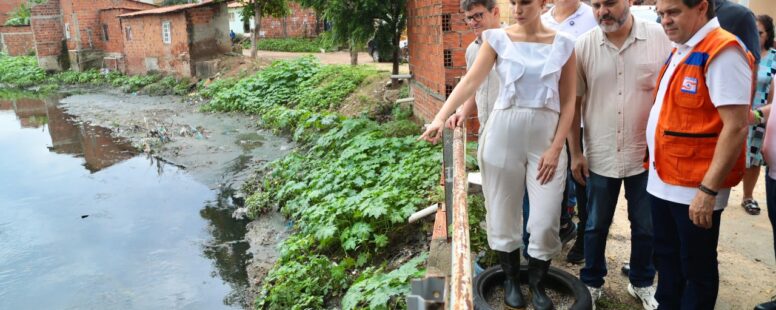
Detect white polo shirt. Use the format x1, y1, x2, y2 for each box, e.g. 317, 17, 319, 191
541, 2, 597, 40
645, 18, 752, 209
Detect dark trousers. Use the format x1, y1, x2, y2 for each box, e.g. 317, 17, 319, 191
580, 171, 654, 288
651, 195, 722, 310
766, 172, 776, 260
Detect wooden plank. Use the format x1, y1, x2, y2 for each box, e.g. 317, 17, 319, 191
431, 204, 448, 240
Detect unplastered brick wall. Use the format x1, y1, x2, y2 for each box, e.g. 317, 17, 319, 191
0, 25, 34, 56
61, 0, 156, 52
188, 4, 230, 60
31, 0, 66, 71
259, 2, 318, 38
99, 8, 138, 53
121, 13, 192, 76
0, 0, 27, 26
407, 0, 476, 132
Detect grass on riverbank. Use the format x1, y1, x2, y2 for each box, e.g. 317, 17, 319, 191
200, 56, 438, 309
0, 55, 193, 96
241, 34, 337, 53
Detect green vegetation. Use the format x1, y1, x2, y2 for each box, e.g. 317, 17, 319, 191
4, 3, 31, 26
0, 56, 46, 88
51, 69, 191, 95
201, 56, 437, 309
245, 35, 336, 53
0, 55, 193, 95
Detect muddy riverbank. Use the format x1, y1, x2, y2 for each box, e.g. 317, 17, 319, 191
56, 90, 294, 307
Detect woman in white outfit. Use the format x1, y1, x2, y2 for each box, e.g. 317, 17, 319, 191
420, 0, 576, 309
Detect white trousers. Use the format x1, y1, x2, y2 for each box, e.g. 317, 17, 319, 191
478, 107, 566, 261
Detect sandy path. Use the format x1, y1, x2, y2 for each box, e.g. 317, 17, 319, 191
554, 174, 776, 309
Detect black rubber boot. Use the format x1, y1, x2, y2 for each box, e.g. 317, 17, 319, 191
498, 250, 527, 309
566, 223, 585, 264
528, 257, 554, 310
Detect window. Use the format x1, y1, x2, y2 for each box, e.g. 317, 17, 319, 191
64, 23, 71, 40
442, 14, 451, 32
125, 26, 132, 41
443, 49, 452, 67
102, 24, 109, 41
162, 21, 171, 44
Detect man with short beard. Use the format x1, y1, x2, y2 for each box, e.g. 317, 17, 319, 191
571, 0, 671, 308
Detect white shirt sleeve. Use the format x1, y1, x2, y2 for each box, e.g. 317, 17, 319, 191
706, 45, 752, 107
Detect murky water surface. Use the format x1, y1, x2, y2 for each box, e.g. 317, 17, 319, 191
0, 95, 254, 309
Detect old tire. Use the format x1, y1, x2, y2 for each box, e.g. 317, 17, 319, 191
473, 265, 592, 310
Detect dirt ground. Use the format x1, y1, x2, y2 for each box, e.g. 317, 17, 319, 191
551, 178, 776, 309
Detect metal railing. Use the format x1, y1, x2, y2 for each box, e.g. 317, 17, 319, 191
407, 125, 473, 309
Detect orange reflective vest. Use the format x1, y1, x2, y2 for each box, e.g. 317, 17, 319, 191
650, 28, 754, 188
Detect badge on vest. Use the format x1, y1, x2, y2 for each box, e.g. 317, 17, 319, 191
681, 77, 698, 94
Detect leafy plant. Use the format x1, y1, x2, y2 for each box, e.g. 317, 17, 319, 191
342, 253, 428, 310
203, 56, 322, 113
4, 3, 31, 26
0, 56, 46, 87
252, 36, 336, 53
256, 252, 348, 310
294, 65, 376, 111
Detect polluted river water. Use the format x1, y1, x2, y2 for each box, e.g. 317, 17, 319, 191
0, 93, 290, 309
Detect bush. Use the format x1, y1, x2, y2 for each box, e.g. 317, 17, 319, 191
0, 56, 46, 87
4, 3, 30, 26
204, 56, 322, 113
249, 34, 337, 53
342, 253, 428, 310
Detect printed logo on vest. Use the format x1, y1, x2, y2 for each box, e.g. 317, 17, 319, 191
681, 77, 698, 94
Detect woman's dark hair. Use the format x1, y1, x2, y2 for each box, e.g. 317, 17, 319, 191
758, 14, 775, 50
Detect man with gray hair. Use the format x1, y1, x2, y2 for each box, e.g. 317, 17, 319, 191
571, 0, 671, 308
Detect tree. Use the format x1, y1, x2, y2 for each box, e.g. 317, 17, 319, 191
240, 0, 289, 58
298, 0, 407, 82
298, 0, 371, 66
370, 0, 407, 86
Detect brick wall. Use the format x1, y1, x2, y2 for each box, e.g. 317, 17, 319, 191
121, 12, 192, 76
99, 8, 136, 53
407, 0, 476, 128
31, 0, 66, 71
61, 0, 156, 52
0, 25, 34, 56
259, 2, 319, 38
0, 0, 27, 26
188, 3, 230, 61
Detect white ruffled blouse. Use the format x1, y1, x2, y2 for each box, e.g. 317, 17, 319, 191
482, 28, 575, 113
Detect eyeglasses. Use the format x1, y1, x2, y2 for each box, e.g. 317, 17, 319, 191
463, 12, 485, 23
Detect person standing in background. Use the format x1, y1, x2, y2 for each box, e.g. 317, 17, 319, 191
754, 13, 776, 310
741, 14, 776, 216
